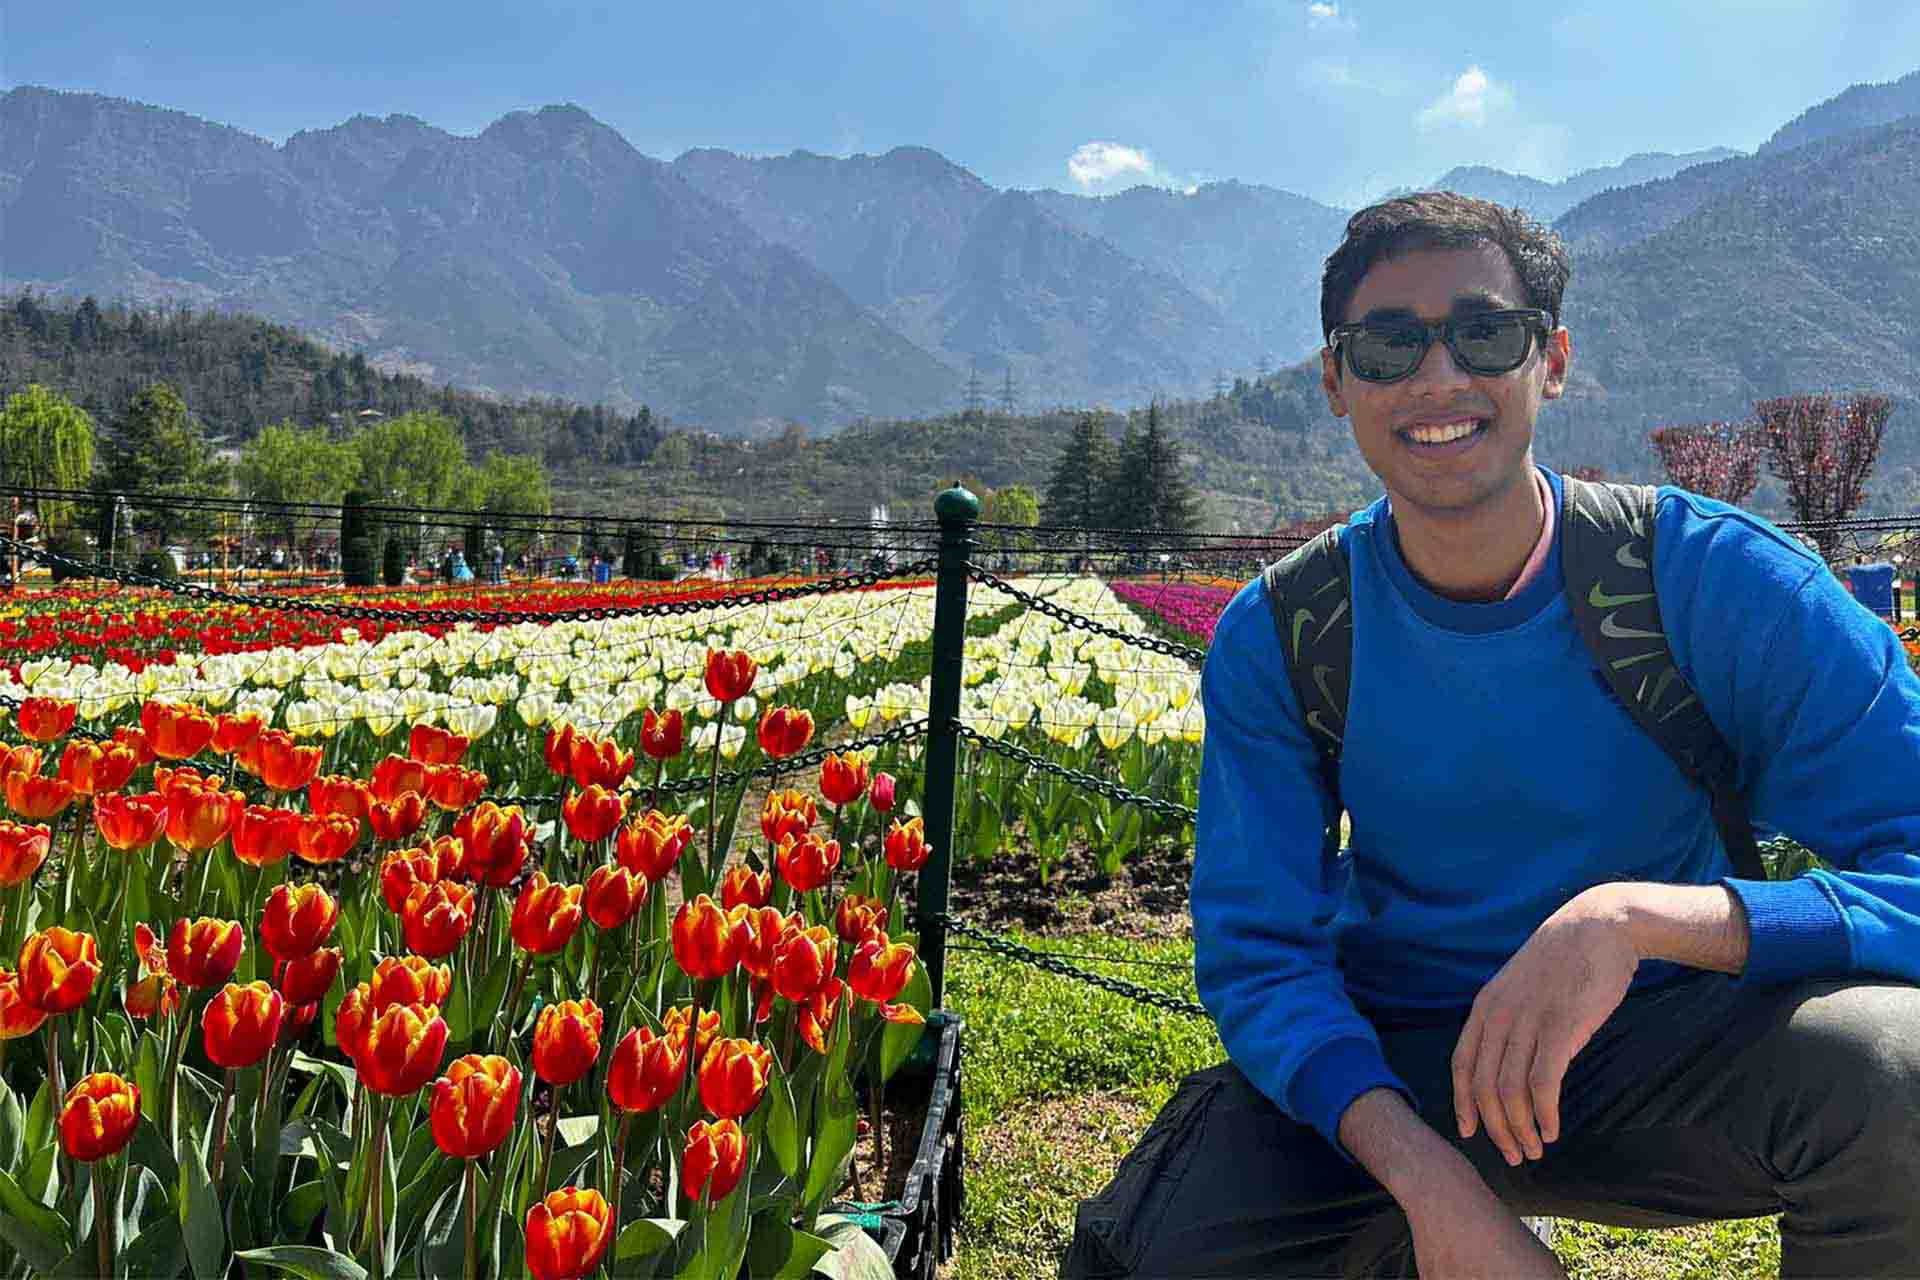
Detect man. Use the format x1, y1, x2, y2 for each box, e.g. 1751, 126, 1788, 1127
1063, 192, 1920, 1278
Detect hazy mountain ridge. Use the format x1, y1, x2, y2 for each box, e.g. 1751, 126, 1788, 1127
1386, 148, 1743, 222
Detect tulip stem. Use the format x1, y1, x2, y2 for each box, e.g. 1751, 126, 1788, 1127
869, 1081, 886, 1199
462, 1157, 478, 1280
503, 952, 534, 1035
45, 1021, 73, 1198
536, 1082, 561, 1196
94, 1158, 112, 1280
209, 1068, 236, 1186
646, 756, 664, 815
162, 990, 198, 1148
368, 1096, 391, 1280
607, 1110, 632, 1274
705, 728, 724, 881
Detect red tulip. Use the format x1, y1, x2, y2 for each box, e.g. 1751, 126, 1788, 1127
525, 1187, 613, 1280
561, 783, 624, 845
275, 947, 341, 1005
356, 1001, 448, 1096
308, 774, 371, 822
663, 1004, 720, 1067
703, 649, 757, 703
163, 781, 241, 852
869, 771, 897, 813
0, 744, 41, 783
775, 832, 840, 894
60, 1073, 140, 1162
209, 712, 263, 756
640, 707, 684, 760
755, 706, 814, 760
203, 981, 283, 1068
293, 812, 359, 865
431, 1054, 521, 1159
884, 816, 930, 872
511, 873, 584, 955
769, 925, 837, 1003
335, 982, 372, 1057
403, 881, 476, 958
672, 895, 747, 980
568, 735, 635, 790
583, 864, 647, 930
94, 791, 169, 852
606, 1026, 686, 1114
615, 809, 693, 882
697, 1037, 773, 1119
758, 790, 816, 846
248, 730, 323, 792
408, 723, 471, 766
140, 701, 215, 760
379, 845, 443, 913
424, 764, 488, 812
370, 753, 429, 803
18, 927, 99, 1013
818, 751, 869, 806
532, 999, 604, 1087
683, 1118, 748, 1204
0, 821, 50, 887
848, 931, 925, 1024
718, 865, 771, 911
834, 893, 889, 947
167, 917, 244, 989
369, 955, 452, 1013
5, 770, 74, 821
230, 803, 300, 867
368, 791, 428, 841
737, 906, 796, 982
542, 725, 579, 779
259, 883, 339, 962
17, 697, 76, 743
0, 968, 49, 1039
56, 739, 137, 797
451, 803, 531, 887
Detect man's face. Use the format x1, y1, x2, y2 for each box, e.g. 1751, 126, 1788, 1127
1320, 244, 1570, 522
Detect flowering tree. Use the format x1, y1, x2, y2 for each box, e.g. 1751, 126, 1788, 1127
1647, 422, 1763, 506
1756, 393, 1894, 561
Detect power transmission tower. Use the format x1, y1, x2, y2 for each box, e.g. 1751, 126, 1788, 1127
963, 363, 985, 417
1213, 370, 1230, 399
998, 366, 1018, 417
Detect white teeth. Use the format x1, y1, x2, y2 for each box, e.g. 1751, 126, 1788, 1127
1406, 420, 1479, 444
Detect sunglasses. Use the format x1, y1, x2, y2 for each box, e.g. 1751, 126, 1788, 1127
1329, 308, 1554, 384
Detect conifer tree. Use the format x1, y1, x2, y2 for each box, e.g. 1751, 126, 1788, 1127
1042, 413, 1113, 528
1141, 402, 1199, 532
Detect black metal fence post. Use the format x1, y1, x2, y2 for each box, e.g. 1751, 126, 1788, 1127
919, 485, 978, 1008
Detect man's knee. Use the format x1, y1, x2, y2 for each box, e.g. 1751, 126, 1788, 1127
1772, 981, 1920, 1178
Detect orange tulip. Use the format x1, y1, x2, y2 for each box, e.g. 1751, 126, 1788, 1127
615, 809, 693, 882
335, 983, 373, 1058
94, 791, 169, 852
356, 1000, 448, 1096
0, 821, 50, 887
568, 735, 635, 790
797, 977, 846, 1054
818, 752, 869, 807
203, 981, 284, 1068
606, 1026, 686, 1114
703, 649, 757, 703
408, 723, 470, 766
249, 729, 323, 792
834, 893, 889, 946
259, 883, 339, 962
525, 1187, 613, 1280
759, 790, 816, 846
112, 725, 155, 768
869, 771, 897, 814
369, 955, 453, 1012
738, 906, 795, 982
640, 707, 685, 760
451, 803, 531, 887
884, 816, 930, 872
281, 999, 319, 1046
164, 782, 241, 852
153, 765, 217, 801
380, 845, 443, 913
275, 946, 341, 1005
140, 701, 215, 760
402, 881, 476, 958
368, 791, 428, 841
755, 706, 814, 760
848, 931, 925, 1023
230, 803, 300, 867
167, 917, 244, 989
0, 969, 48, 1039
543, 724, 580, 779
683, 1118, 748, 1204
370, 753, 429, 803
696, 1036, 772, 1119
56, 739, 137, 796
775, 832, 840, 894
16, 697, 76, 743
209, 712, 264, 756
511, 873, 585, 955
18, 927, 99, 1013
294, 812, 359, 864
769, 925, 838, 1004
663, 1004, 720, 1066
672, 895, 747, 980
5, 770, 73, 821
308, 774, 372, 821
583, 864, 647, 930
124, 924, 180, 1020
60, 1072, 139, 1162
532, 998, 604, 1087
719, 866, 771, 911
561, 784, 625, 845
431, 1054, 521, 1159
0, 743, 41, 783
424, 764, 488, 812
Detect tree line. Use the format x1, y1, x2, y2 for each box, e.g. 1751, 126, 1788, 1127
1041, 404, 1200, 532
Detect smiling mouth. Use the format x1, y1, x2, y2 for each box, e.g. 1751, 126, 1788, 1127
1400, 418, 1488, 446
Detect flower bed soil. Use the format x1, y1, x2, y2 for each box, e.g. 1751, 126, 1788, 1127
948, 835, 1192, 941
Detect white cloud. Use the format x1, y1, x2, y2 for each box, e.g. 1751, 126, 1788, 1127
1416, 65, 1512, 129
1067, 141, 1174, 190
1305, 2, 1353, 30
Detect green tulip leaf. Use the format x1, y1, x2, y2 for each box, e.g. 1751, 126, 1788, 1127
179, 1126, 227, 1280
614, 1216, 683, 1262
0, 1166, 71, 1272
233, 1245, 371, 1280
807, 1215, 896, 1280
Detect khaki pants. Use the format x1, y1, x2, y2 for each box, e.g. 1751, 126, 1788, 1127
1063, 974, 1920, 1278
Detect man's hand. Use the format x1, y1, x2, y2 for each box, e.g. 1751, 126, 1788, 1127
1452, 886, 1641, 1166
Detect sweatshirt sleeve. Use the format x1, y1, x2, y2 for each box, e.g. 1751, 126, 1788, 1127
1657, 493, 1920, 985
1191, 576, 1413, 1153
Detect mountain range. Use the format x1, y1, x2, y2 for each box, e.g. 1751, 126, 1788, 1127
4, 67, 1920, 515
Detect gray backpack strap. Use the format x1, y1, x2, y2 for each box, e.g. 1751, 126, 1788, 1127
1262, 526, 1353, 850
1560, 478, 1767, 880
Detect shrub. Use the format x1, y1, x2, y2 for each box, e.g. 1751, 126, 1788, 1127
134, 549, 178, 581
382, 537, 406, 587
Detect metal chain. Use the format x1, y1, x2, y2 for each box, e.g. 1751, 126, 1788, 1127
953, 722, 1197, 823
920, 909, 1210, 1019
965, 563, 1208, 664
0, 534, 936, 628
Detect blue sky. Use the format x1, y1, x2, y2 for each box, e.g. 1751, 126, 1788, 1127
5, 0, 1916, 208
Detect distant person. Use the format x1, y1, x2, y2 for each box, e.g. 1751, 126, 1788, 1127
491, 541, 505, 584
1066, 192, 1920, 1278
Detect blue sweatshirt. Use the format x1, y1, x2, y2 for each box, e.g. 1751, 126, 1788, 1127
1192, 466, 1920, 1152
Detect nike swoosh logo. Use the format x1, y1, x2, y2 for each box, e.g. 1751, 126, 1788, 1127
1589, 583, 1655, 610
1314, 597, 1349, 645
1305, 710, 1343, 745
1615, 543, 1647, 571
1311, 664, 1342, 714
1291, 608, 1314, 657
1600, 613, 1663, 641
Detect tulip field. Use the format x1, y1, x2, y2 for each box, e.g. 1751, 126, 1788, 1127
0, 565, 1205, 1278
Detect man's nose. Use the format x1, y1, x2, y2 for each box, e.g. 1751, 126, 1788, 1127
1405, 333, 1474, 390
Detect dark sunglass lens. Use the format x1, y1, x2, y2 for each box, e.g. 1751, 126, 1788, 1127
1453, 316, 1532, 372
1348, 326, 1425, 380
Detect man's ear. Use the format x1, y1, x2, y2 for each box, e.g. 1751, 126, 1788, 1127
1321, 346, 1349, 418
1539, 327, 1571, 401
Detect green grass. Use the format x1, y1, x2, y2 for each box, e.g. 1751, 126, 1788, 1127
942, 933, 1780, 1279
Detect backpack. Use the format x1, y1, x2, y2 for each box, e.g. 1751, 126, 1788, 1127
1261, 476, 1768, 881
